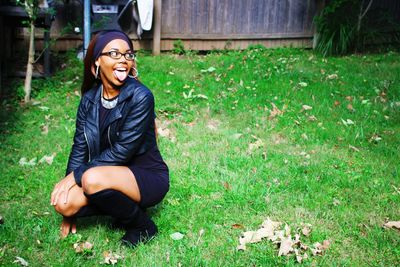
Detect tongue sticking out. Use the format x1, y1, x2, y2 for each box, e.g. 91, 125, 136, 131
113, 70, 128, 82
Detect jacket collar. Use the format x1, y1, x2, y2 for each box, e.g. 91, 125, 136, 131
84, 77, 138, 104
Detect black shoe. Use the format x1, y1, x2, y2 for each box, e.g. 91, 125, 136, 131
121, 217, 158, 247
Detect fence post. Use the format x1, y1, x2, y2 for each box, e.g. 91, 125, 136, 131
313, 0, 326, 49
153, 0, 161, 55
83, 0, 91, 56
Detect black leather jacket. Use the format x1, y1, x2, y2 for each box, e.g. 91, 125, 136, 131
66, 77, 157, 186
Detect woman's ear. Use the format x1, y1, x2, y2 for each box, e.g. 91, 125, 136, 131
129, 60, 137, 76
91, 65, 96, 76
91, 61, 99, 76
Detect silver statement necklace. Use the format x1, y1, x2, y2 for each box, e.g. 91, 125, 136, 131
101, 86, 118, 109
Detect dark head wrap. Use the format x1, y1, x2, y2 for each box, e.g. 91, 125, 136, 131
93, 30, 134, 62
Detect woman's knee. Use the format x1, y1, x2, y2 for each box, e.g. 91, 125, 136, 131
54, 201, 77, 217
81, 167, 105, 194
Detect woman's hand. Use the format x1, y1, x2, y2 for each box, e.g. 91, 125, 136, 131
51, 172, 77, 206
60, 216, 76, 238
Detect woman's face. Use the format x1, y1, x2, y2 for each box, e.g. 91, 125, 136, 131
95, 39, 134, 88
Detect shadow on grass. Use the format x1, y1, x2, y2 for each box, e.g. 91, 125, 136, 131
0, 78, 25, 146
71, 203, 165, 232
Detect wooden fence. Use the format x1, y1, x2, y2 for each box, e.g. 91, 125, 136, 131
158, 0, 318, 50
20, 0, 320, 52
6, 0, 400, 52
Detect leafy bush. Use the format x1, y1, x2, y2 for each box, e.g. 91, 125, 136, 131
314, 0, 400, 56
172, 39, 185, 55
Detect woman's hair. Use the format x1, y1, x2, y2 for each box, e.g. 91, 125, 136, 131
80, 30, 135, 95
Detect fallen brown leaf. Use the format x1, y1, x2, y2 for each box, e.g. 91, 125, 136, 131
254, 227, 274, 241
19, 157, 37, 166
248, 137, 264, 153
369, 134, 382, 143
300, 243, 309, 250
170, 232, 184, 240
103, 251, 124, 265
349, 145, 360, 152
13, 256, 29, 266
284, 224, 291, 236
207, 119, 220, 130
157, 127, 171, 138
302, 225, 312, 236
311, 240, 330, 256
239, 231, 257, 245
278, 236, 294, 256
196, 229, 205, 245
232, 223, 244, 229
271, 230, 285, 243
311, 245, 322, 256
296, 253, 303, 263
295, 252, 309, 263
73, 241, 93, 253
41, 124, 49, 135
268, 103, 283, 120
301, 105, 313, 112
383, 221, 400, 230
294, 248, 304, 263
222, 181, 231, 191
327, 74, 338, 80
261, 218, 282, 240
39, 154, 55, 165
308, 115, 317, 121
333, 198, 341, 206
322, 240, 331, 250
347, 103, 355, 112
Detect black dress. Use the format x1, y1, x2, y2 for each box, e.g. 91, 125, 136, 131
99, 102, 169, 208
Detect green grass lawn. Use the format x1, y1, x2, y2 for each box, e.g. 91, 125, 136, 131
0, 47, 399, 266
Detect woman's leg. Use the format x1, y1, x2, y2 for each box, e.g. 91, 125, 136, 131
53, 166, 140, 217
53, 166, 142, 240
80, 166, 157, 247
52, 185, 88, 238
53, 184, 89, 217
81, 166, 141, 202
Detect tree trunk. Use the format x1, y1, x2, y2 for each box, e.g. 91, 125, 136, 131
356, 0, 374, 51
24, 22, 35, 103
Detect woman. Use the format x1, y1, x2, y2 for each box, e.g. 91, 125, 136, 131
50, 30, 169, 247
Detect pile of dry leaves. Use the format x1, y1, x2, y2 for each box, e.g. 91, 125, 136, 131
237, 217, 330, 263
72, 240, 123, 265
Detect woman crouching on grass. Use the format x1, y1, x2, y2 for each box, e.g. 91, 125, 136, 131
50, 30, 169, 247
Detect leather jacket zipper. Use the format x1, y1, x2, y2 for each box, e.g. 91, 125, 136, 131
108, 126, 113, 149
84, 128, 91, 162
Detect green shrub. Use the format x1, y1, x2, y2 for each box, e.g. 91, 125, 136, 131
314, 0, 400, 56
172, 39, 185, 55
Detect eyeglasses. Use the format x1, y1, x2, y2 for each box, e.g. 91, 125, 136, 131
100, 51, 136, 61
